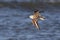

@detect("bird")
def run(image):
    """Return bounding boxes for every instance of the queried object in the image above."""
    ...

[29,10,45,30]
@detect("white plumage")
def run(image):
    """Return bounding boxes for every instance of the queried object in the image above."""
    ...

[29,15,34,19]
[39,18,45,20]
[29,15,45,20]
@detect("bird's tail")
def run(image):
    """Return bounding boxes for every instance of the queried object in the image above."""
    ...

[32,19,40,30]
[34,21,40,30]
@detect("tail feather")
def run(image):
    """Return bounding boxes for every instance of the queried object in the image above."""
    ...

[35,21,40,30]
[32,19,40,30]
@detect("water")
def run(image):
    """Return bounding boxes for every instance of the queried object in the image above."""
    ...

[0,7,60,40]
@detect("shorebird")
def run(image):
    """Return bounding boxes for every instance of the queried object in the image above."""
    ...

[29,10,45,30]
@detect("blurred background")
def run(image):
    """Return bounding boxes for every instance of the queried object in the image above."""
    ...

[0,0,60,40]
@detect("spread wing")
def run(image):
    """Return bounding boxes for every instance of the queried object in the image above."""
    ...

[29,15,34,19]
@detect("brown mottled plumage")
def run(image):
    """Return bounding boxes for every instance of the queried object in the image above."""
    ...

[32,10,40,30]
[29,10,45,30]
